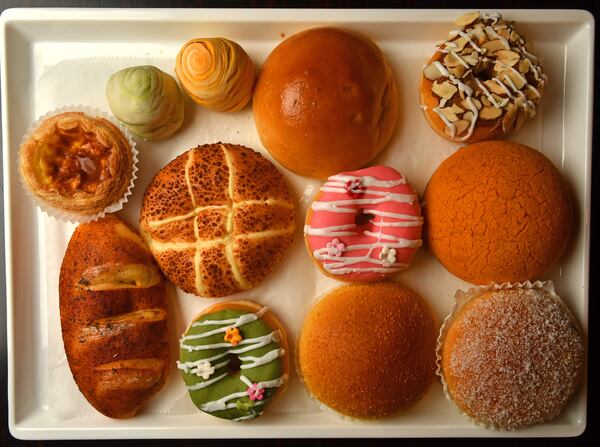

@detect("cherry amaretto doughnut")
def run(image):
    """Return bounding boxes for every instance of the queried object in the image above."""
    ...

[304,166,423,282]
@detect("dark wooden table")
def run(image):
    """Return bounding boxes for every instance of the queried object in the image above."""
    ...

[1,1,597,445]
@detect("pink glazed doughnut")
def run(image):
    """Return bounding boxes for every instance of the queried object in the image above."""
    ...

[304,166,423,282]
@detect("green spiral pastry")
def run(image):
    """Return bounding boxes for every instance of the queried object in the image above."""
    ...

[106,65,185,141]
[178,301,289,422]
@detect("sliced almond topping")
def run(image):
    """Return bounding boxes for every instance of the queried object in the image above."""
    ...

[448,65,466,78]
[439,107,459,122]
[471,26,487,45]
[439,97,448,108]
[524,41,533,53]
[502,102,518,132]
[423,63,443,81]
[481,96,491,107]
[484,80,507,96]
[525,88,539,100]
[452,36,467,52]
[502,70,526,89]
[455,11,480,26]
[514,108,528,131]
[510,30,520,42]
[518,59,530,73]
[432,81,458,100]
[450,103,464,114]
[482,39,505,54]
[444,52,462,68]
[480,106,502,120]
[492,93,506,104]
[471,97,482,109]
[454,119,470,135]
[461,47,474,55]
[462,53,479,66]
[498,28,511,40]
[463,111,474,122]
[497,49,520,66]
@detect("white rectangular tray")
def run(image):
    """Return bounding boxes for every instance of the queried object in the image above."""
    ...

[1,8,593,440]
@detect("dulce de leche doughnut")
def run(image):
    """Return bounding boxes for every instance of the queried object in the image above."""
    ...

[304,166,423,282]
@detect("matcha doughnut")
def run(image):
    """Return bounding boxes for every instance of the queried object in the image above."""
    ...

[178,301,289,421]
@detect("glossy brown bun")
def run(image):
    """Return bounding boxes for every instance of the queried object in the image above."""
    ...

[424,140,572,284]
[253,27,398,179]
[298,283,437,419]
[139,143,295,298]
[439,286,584,429]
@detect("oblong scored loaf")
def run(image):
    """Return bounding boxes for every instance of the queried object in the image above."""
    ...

[59,215,169,418]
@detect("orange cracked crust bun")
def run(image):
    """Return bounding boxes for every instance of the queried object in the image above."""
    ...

[424,140,573,285]
[439,285,584,429]
[298,282,437,419]
[253,27,398,179]
[139,143,295,298]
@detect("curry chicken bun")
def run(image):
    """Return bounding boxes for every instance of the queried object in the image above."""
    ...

[253,27,399,179]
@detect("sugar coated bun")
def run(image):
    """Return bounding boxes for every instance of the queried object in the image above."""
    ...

[298,282,437,419]
[139,143,295,297]
[304,165,423,282]
[439,286,584,429]
[178,300,289,421]
[419,11,546,143]
[424,140,572,284]
[253,27,398,179]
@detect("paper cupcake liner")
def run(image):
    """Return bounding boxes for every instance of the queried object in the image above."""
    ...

[17,105,139,224]
[435,280,579,430]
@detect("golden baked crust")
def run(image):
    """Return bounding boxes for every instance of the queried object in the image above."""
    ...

[59,215,169,418]
[298,283,437,419]
[423,140,573,284]
[139,143,295,298]
[440,288,584,429]
[19,112,133,215]
[253,27,398,179]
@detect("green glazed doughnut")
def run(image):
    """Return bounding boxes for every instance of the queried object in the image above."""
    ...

[178,300,289,421]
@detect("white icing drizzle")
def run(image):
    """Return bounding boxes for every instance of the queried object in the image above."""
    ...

[180,330,279,352]
[231,413,262,422]
[200,374,288,413]
[184,307,268,340]
[426,12,545,139]
[239,348,285,370]
[187,372,228,391]
[328,174,406,187]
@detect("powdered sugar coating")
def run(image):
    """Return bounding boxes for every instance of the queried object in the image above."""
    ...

[441,288,584,430]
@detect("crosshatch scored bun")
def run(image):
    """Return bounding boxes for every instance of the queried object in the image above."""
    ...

[439,286,584,429]
[253,27,398,179]
[298,282,437,419]
[424,140,572,285]
[140,143,295,298]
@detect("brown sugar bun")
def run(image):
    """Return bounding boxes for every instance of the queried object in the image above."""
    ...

[423,140,572,284]
[419,11,546,143]
[139,143,295,298]
[253,27,398,179]
[298,282,437,419]
[439,286,584,429]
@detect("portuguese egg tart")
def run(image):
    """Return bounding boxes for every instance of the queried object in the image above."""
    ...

[19,111,134,216]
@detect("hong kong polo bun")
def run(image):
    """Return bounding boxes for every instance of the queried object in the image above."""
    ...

[253,27,398,179]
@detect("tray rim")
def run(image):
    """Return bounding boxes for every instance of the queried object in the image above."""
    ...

[1,7,594,440]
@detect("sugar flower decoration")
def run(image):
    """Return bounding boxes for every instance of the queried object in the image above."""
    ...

[224,327,243,346]
[191,360,214,379]
[379,245,397,267]
[246,383,265,401]
[326,238,346,257]
[345,178,364,197]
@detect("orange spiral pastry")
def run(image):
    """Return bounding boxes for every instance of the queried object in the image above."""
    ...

[175,37,255,112]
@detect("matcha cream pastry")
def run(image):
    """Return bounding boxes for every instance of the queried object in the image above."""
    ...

[175,37,255,112]
[106,65,185,141]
